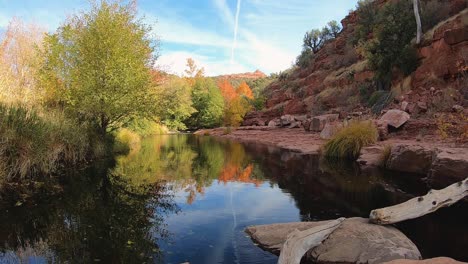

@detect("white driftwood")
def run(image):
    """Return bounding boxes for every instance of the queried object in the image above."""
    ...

[277,217,345,264]
[370,178,468,225]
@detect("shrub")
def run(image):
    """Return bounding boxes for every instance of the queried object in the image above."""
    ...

[296,48,315,68]
[436,113,468,142]
[113,128,141,154]
[361,0,419,86]
[322,121,378,160]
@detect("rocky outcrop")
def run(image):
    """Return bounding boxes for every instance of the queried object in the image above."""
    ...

[428,148,468,188]
[216,69,266,80]
[386,145,434,175]
[384,257,466,264]
[246,217,421,264]
[242,2,466,128]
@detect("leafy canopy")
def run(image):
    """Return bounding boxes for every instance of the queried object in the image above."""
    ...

[40,0,158,134]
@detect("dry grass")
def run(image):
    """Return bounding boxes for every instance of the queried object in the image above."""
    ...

[322,121,378,160]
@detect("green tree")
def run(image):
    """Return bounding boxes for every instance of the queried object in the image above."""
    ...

[361,0,419,87]
[189,78,224,129]
[40,0,157,135]
[327,20,342,38]
[155,77,196,130]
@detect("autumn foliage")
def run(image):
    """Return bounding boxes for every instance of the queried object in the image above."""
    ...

[218,79,253,127]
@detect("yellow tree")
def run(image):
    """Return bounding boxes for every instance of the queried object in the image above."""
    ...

[184,58,205,86]
[0,18,44,104]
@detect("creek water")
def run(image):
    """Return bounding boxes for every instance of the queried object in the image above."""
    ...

[0,135,467,264]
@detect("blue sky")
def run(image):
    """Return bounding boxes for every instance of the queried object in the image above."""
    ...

[0,0,359,76]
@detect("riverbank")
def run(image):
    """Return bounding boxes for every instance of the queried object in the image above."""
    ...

[195,125,468,189]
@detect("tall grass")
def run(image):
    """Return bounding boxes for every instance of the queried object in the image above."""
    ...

[322,121,378,160]
[0,104,92,182]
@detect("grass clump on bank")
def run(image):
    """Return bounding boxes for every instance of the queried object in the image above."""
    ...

[0,104,96,183]
[113,128,142,154]
[322,121,378,160]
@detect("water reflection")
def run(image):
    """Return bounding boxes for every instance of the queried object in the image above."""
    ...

[0,135,467,263]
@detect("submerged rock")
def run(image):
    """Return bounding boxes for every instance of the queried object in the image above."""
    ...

[386,145,434,175]
[380,109,410,129]
[245,217,421,264]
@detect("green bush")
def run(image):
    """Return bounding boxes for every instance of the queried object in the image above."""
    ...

[360,0,420,85]
[296,48,315,68]
[0,104,91,181]
[322,121,378,160]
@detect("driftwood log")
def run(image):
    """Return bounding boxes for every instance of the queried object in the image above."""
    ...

[370,178,468,225]
[277,217,345,264]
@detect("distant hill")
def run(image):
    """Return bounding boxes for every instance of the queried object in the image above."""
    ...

[216,70,267,80]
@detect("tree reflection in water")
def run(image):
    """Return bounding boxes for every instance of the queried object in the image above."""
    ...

[0,158,178,263]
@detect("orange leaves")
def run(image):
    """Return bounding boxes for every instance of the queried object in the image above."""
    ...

[218,79,237,103]
[237,81,253,99]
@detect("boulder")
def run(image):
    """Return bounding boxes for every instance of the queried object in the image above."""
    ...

[311,114,340,132]
[380,110,410,129]
[320,122,343,139]
[288,122,301,129]
[245,221,334,255]
[303,119,312,132]
[294,115,308,122]
[384,257,465,264]
[386,145,434,175]
[307,218,421,263]
[428,148,468,188]
[246,218,421,264]
[268,120,279,127]
[280,115,295,127]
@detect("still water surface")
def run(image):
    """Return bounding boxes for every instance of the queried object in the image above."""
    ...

[1,135,467,263]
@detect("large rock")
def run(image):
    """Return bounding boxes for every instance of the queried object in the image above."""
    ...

[380,110,410,129]
[384,257,465,264]
[428,148,468,188]
[280,115,295,127]
[246,218,421,264]
[386,145,434,175]
[268,119,280,127]
[320,122,343,139]
[245,221,333,255]
[310,114,340,132]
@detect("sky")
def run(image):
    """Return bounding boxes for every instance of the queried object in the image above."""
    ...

[0,0,359,76]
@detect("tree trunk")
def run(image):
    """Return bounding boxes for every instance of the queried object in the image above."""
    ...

[278,218,345,264]
[413,0,422,44]
[370,178,468,225]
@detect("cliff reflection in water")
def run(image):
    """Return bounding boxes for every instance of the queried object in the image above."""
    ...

[0,135,466,263]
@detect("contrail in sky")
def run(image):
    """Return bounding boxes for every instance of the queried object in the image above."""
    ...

[230,0,241,64]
